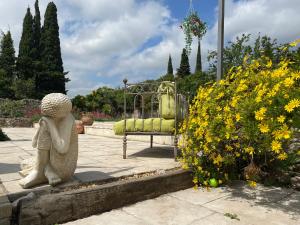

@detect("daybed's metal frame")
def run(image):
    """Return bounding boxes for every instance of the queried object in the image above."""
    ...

[122,78,187,161]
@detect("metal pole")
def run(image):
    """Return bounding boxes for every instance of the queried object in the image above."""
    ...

[217,0,225,81]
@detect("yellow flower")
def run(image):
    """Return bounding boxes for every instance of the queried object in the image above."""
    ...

[182,164,189,170]
[216,92,224,100]
[202,121,208,127]
[213,154,223,165]
[248,180,257,188]
[225,145,233,151]
[290,38,300,47]
[230,97,239,107]
[277,115,285,123]
[255,107,267,121]
[282,130,291,139]
[216,114,222,120]
[225,132,230,139]
[278,152,288,160]
[271,140,282,153]
[236,113,241,122]
[237,83,248,92]
[244,146,254,155]
[216,106,222,111]
[284,94,289,99]
[258,123,269,133]
[266,60,272,68]
[284,99,300,112]
[193,177,198,184]
[283,78,294,87]
[225,118,234,129]
[223,105,230,112]
[272,130,283,140]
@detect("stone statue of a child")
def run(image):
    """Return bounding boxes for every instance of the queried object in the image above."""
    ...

[19,93,78,188]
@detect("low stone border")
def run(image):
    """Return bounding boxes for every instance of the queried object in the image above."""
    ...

[11,169,192,225]
[0,118,32,128]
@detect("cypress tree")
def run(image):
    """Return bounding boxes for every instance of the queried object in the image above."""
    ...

[167,54,173,75]
[195,41,202,73]
[177,48,190,78]
[40,2,67,94]
[0,31,15,98]
[15,8,36,99]
[16,7,34,80]
[32,0,41,60]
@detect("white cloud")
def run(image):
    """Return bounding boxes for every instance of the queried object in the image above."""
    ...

[1,0,300,97]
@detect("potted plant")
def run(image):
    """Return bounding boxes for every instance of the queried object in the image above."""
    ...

[180,11,207,55]
[80,112,94,126]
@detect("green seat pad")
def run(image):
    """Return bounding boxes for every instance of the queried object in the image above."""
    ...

[135,119,144,131]
[113,118,175,135]
[161,119,175,133]
[144,118,153,132]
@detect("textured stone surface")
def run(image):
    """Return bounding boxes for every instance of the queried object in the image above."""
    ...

[18,169,192,225]
[0,183,12,224]
[0,118,32,127]
[0,128,179,197]
[63,184,300,225]
[19,93,78,189]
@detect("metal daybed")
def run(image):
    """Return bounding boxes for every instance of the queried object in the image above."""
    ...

[113,79,187,160]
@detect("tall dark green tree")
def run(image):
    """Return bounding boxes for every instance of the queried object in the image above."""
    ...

[195,41,202,73]
[17,8,34,80]
[167,54,173,75]
[15,8,36,99]
[39,2,68,95]
[177,48,190,78]
[32,0,41,60]
[0,31,16,98]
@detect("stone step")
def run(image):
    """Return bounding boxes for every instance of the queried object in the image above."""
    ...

[84,122,175,145]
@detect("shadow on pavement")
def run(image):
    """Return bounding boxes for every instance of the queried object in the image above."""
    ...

[0,163,20,174]
[226,181,300,218]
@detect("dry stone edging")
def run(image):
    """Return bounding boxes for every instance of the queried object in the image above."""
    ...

[0,182,13,225]
[10,169,192,225]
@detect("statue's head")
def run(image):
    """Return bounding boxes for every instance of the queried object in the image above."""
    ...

[41,93,72,119]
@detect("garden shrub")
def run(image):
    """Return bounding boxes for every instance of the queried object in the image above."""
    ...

[0,128,9,141]
[180,40,300,187]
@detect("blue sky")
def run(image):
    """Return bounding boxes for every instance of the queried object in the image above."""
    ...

[0,0,300,97]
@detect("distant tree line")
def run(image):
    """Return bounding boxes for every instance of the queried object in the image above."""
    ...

[0,0,68,99]
[72,34,300,117]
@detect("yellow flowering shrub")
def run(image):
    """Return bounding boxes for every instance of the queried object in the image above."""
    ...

[180,41,300,187]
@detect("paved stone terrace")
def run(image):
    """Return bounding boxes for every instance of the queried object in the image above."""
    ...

[63,183,300,225]
[0,128,179,197]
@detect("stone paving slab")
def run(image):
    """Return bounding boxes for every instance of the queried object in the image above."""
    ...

[63,184,300,225]
[0,128,179,197]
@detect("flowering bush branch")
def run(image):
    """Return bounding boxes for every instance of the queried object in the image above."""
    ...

[180,39,300,188]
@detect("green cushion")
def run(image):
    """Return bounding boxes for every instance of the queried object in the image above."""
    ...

[152,118,162,132]
[158,82,175,119]
[161,119,175,133]
[113,118,175,135]
[144,118,153,132]
[113,120,125,135]
[125,118,135,132]
[160,94,175,119]
[135,119,144,131]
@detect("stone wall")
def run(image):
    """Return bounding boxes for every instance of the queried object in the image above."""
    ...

[0,118,33,127]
